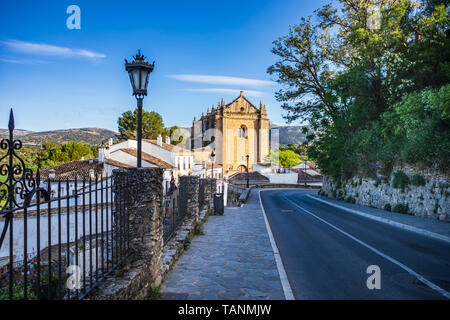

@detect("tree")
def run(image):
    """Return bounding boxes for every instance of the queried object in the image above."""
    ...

[117,108,165,141]
[265,149,302,168]
[268,0,450,180]
[117,109,185,145]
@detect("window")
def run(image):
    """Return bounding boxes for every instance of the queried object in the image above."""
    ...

[239,126,246,138]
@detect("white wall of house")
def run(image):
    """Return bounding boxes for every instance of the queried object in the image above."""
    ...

[110,149,157,168]
[263,172,298,184]
[142,141,174,165]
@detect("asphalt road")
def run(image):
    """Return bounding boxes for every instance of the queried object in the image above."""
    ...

[260,189,450,300]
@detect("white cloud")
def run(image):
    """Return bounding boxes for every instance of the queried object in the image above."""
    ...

[167,74,274,87]
[1,40,106,59]
[0,57,51,64]
[184,88,263,97]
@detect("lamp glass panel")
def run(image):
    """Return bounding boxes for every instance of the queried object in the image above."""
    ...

[132,69,140,91]
[140,69,149,90]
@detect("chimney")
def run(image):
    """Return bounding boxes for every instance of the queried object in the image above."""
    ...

[157,134,163,146]
[165,135,171,145]
[98,147,104,162]
[240,90,244,97]
[49,169,56,179]
[109,138,113,147]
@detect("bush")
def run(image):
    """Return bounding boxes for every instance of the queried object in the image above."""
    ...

[183,237,191,250]
[146,286,162,300]
[410,174,426,186]
[392,203,409,214]
[345,196,356,204]
[384,203,391,211]
[392,171,409,190]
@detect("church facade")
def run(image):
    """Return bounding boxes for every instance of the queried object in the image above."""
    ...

[190,91,269,176]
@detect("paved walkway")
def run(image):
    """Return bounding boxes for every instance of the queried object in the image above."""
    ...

[161,191,285,300]
[309,194,450,240]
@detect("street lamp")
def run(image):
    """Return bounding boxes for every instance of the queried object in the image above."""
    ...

[209,149,216,178]
[246,154,249,188]
[210,149,216,195]
[125,49,155,167]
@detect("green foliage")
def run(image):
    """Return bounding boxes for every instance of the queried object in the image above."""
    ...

[268,0,450,180]
[0,279,36,300]
[264,149,302,168]
[146,286,162,300]
[392,203,409,214]
[345,196,356,204]
[117,108,184,145]
[384,203,392,211]
[410,174,426,186]
[194,222,205,236]
[183,237,191,250]
[392,170,410,189]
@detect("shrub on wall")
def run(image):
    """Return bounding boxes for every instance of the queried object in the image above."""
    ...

[392,203,409,214]
[384,203,391,211]
[392,171,410,190]
[410,174,426,186]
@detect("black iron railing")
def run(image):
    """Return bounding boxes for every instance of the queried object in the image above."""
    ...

[0,110,131,300]
[162,185,187,244]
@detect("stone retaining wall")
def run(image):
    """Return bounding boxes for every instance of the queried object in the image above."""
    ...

[321,166,449,221]
[88,172,216,300]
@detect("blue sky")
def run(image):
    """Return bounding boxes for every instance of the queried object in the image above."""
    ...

[0,0,329,132]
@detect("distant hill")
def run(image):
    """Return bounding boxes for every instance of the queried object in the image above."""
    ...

[0,128,34,137]
[0,128,118,146]
[270,124,308,145]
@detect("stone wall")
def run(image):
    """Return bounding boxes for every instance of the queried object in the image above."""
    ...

[199,178,216,209]
[88,167,164,300]
[88,172,217,299]
[320,165,449,221]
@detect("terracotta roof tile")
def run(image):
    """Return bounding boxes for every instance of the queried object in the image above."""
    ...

[228,171,269,182]
[37,160,104,181]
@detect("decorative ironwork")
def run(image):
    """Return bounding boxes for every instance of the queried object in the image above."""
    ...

[0,109,49,248]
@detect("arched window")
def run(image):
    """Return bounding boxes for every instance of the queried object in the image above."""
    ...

[239,125,246,138]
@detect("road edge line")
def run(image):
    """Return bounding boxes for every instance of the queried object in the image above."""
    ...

[258,190,295,300]
[307,195,450,244]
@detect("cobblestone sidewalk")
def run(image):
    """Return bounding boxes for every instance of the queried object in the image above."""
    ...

[161,191,285,300]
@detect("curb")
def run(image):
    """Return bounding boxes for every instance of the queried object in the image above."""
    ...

[306,195,450,244]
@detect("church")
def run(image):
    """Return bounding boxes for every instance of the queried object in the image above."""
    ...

[190,91,269,176]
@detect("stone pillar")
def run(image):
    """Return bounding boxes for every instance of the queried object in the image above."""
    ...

[97,167,164,299]
[179,175,199,221]
[201,178,217,209]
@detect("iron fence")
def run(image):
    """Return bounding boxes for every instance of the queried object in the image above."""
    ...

[0,110,131,300]
[162,185,187,244]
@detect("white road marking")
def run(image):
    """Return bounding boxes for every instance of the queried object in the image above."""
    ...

[306,194,450,244]
[258,190,295,300]
[284,196,450,299]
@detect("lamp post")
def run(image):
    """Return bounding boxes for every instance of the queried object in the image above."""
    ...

[125,50,155,167]
[246,154,249,188]
[210,149,216,195]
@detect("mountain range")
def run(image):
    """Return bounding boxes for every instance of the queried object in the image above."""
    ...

[0,128,118,146]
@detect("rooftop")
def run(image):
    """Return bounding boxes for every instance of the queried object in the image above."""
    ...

[37,160,104,181]
[119,148,175,169]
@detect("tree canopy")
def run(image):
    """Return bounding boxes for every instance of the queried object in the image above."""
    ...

[268,0,449,181]
[117,108,184,145]
[265,149,302,168]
